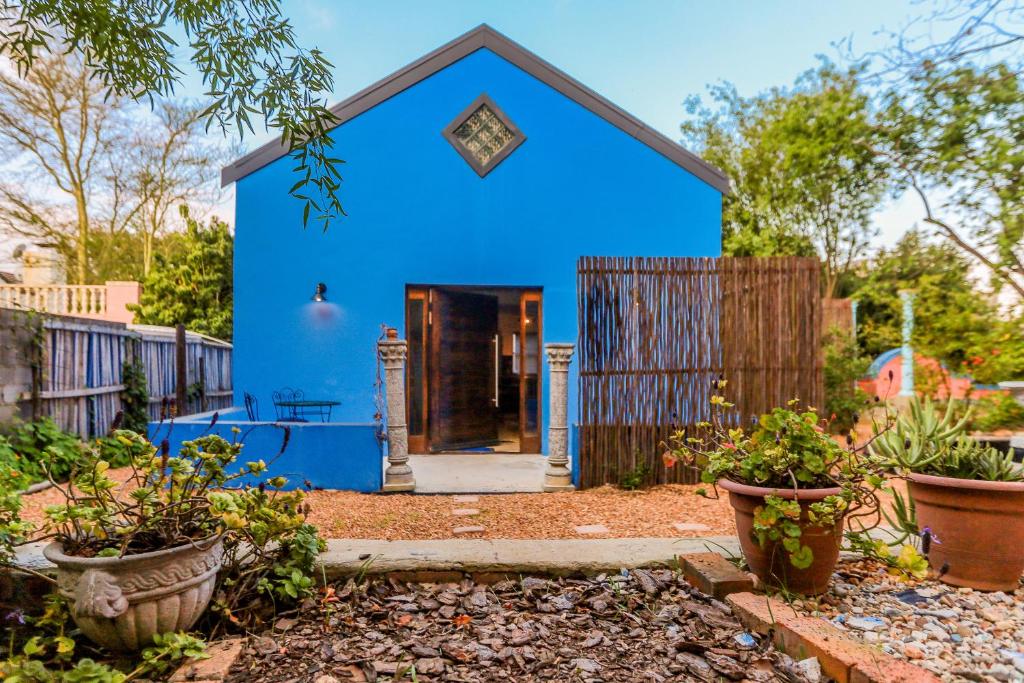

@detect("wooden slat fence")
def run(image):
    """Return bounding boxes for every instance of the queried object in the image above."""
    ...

[133,325,233,419]
[822,297,855,338]
[0,312,232,437]
[576,256,822,488]
[37,318,136,437]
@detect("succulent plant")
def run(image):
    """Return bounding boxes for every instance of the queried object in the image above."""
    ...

[869,397,971,470]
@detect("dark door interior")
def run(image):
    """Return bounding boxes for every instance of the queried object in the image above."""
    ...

[429,288,499,451]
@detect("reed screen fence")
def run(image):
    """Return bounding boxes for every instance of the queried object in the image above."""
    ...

[576,256,822,488]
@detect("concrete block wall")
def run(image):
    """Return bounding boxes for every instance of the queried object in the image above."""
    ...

[0,308,36,424]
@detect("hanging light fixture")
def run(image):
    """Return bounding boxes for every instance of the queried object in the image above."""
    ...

[311,282,327,302]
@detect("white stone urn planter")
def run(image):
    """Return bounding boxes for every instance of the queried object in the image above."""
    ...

[43,536,223,651]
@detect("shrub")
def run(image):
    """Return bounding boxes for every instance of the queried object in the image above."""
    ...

[664,387,887,568]
[965,391,1024,433]
[823,328,870,433]
[2,418,83,484]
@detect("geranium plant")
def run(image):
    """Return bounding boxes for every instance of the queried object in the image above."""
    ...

[664,387,887,570]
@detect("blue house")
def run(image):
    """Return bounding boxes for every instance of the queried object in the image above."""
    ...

[205,25,726,490]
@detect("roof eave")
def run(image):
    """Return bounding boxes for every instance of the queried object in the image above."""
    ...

[220,24,731,194]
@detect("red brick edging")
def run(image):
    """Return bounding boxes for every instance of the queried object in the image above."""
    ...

[169,638,244,683]
[726,593,941,683]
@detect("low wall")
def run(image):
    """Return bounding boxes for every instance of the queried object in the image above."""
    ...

[150,410,382,492]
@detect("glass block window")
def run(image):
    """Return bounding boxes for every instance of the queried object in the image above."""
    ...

[443,94,525,176]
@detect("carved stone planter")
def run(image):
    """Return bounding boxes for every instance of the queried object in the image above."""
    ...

[44,537,223,651]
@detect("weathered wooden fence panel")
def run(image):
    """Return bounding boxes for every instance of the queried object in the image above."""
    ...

[0,311,232,437]
[822,297,855,337]
[576,256,822,488]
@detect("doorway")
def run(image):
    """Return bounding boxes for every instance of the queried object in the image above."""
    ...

[405,285,542,454]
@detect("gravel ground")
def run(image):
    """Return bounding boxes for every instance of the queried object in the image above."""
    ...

[225,570,817,682]
[790,558,1024,682]
[18,469,737,539]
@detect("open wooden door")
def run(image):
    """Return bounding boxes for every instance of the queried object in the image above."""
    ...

[429,288,500,451]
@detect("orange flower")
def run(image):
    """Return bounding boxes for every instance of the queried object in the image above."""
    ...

[662,451,676,468]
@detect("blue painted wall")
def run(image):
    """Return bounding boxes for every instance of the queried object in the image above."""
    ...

[151,411,382,492]
[233,46,721,482]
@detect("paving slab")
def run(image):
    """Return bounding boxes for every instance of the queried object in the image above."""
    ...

[674,522,711,532]
[451,508,480,517]
[403,453,546,493]
[574,524,610,535]
[318,537,741,578]
[452,525,485,535]
[452,495,480,503]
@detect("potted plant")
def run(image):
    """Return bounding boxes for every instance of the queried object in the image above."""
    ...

[665,389,884,595]
[871,397,1024,591]
[35,426,315,651]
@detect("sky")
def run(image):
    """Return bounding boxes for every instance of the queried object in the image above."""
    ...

[197,0,926,243]
[2,1,932,271]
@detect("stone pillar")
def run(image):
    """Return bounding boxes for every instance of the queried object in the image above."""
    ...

[544,343,575,492]
[899,290,915,397]
[378,339,415,491]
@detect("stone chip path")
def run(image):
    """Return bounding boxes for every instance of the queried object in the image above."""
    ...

[791,558,1024,682]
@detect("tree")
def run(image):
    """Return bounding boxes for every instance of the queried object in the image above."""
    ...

[116,101,235,276]
[850,230,998,366]
[130,207,233,340]
[1,0,344,231]
[876,63,1024,299]
[681,64,890,297]
[0,51,121,283]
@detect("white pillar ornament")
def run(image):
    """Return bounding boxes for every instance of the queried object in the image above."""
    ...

[544,342,575,492]
[378,339,415,491]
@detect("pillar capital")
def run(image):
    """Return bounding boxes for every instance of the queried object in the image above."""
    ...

[544,342,575,368]
[377,339,408,368]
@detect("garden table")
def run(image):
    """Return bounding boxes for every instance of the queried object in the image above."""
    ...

[273,399,340,423]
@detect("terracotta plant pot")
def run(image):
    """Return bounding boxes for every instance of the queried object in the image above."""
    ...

[907,472,1024,592]
[44,537,224,651]
[719,479,845,595]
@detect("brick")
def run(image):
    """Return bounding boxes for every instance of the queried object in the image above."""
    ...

[851,658,942,683]
[678,552,754,599]
[169,638,244,682]
[726,593,940,683]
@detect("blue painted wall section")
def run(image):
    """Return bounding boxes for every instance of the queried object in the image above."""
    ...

[150,411,382,492]
[232,46,722,488]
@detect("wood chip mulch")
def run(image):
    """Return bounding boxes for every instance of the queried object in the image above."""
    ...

[18,470,737,540]
[225,571,803,682]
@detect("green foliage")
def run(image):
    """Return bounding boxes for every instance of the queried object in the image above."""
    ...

[878,63,1024,299]
[1,0,345,231]
[130,207,233,340]
[823,329,871,433]
[681,62,889,296]
[963,392,1024,433]
[1,418,84,484]
[871,396,1023,481]
[665,388,886,571]
[1,593,207,681]
[119,355,150,435]
[617,461,649,490]
[850,231,996,361]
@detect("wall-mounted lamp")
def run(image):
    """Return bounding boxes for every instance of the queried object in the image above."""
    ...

[311,282,328,302]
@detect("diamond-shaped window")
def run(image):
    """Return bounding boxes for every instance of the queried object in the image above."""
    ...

[443,94,525,176]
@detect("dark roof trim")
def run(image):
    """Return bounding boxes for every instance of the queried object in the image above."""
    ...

[220,24,731,193]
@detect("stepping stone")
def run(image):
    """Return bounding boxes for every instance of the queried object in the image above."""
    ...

[452,508,480,517]
[574,524,610,535]
[674,522,711,532]
[453,495,479,503]
[453,525,485,535]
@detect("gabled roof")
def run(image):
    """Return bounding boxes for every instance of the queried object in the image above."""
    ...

[220,24,730,193]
